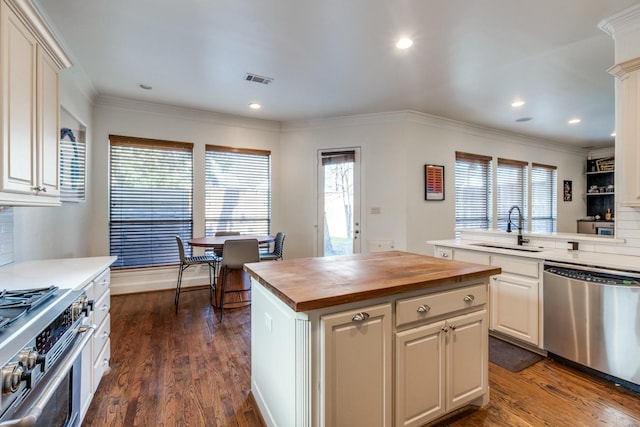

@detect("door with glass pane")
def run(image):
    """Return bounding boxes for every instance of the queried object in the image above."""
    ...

[317,149,361,256]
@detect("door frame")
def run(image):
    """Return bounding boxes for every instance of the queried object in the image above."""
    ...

[315,147,362,257]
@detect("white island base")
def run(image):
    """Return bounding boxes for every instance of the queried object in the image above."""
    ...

[250,277,490,427]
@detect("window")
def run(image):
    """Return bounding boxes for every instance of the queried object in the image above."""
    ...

[531,163,557,232]
[497,158,528,231]
[59,108,86,202]
[205,145,271,235]
[109,135,193,269]
[455,152,492,235]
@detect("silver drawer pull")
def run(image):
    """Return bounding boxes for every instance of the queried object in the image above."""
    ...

[416,304,431,314]
[352,312,370,322]
[463,295,475,302]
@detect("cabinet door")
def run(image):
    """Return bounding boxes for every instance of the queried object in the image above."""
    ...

[446,309,487,410]
[1,2,37,194]
[491,274,539,345]
[395,320,446,427]
[36,46,59,197]
[321,303,392,427]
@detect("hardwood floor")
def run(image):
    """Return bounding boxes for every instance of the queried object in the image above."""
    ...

[83,290,640,427]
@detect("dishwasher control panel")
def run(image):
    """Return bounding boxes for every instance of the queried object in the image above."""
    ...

[544,264,640,286]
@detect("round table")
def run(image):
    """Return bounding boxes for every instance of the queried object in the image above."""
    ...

[188,234,274,308]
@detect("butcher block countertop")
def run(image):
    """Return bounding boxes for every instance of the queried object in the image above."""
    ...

[244,251,501,312]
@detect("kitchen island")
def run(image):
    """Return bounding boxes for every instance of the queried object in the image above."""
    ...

[244,251,500,427]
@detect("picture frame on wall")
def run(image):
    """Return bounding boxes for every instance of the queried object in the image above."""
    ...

[563,180,572,201]
[425,164,445,201]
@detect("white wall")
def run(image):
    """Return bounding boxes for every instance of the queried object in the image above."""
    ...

[12,70,95,262]
[281,111,587,259]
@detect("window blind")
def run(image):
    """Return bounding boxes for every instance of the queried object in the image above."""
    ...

[455,152,492,236]
[497,158,528,231]
[205,145,271,236]
[59,128,86,202]
[109,135,194,269]
[531,163,557,233]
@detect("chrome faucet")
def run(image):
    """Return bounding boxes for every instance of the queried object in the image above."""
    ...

[507,205,529,245]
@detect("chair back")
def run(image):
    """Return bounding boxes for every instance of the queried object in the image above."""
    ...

[220,239,260,269]
[273,232,286,257]
[215,231,240,236]
[175,236,187,262]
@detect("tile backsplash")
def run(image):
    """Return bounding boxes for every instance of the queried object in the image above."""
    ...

[0,207,13,266]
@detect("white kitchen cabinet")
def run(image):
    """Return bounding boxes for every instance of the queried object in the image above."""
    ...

[395,287,487,427]
[78,267,112,422]
[0,0,69,206]
[490,255,540,346]
[320,303,392,427]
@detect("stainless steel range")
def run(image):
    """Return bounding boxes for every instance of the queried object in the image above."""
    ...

[0,286,93,427]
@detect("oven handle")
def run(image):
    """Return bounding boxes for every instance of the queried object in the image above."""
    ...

[0,325,95,427]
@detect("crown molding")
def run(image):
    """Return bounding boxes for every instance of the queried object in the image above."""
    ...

[598,3,640,38]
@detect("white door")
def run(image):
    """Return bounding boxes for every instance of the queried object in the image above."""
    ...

[317,148,361,256]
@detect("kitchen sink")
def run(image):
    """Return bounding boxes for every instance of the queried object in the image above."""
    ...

[471,242,544,252]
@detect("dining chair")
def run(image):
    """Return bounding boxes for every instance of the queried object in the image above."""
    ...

[218,238,260,321]
[260,231,286,261]
[174,236,218,313]
[213,231,240,259]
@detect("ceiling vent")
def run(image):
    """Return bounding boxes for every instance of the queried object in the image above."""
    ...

[245,73,273,85]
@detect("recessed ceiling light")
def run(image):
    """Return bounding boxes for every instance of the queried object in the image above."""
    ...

[511,100,525,107]
[138,83,152,90]
[396,38,413,49]
[248,103,261,110]
[568,118,581,124]
[611,131,616,137]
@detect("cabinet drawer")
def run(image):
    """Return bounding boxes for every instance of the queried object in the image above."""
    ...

[92,340,110,394]
[93,289,110,328]
[92,269,110,300]
[93,313,110,361]
[491,255,539,278]
[396,284,486,328]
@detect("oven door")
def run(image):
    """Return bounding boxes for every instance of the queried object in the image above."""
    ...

[0,327,94,427]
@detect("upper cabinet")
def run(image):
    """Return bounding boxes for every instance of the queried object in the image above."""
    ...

[0,0,70,206]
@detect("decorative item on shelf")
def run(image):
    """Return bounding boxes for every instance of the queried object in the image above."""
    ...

[596,157,614,171]
[605,208,612,221]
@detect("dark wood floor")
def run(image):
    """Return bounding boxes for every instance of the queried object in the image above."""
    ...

[83,289,640,427]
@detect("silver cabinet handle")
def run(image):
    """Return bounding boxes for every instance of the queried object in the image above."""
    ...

[416,304,430,313]
[450,324,457,330]
[463,295,475,302]
[352,312,370,322]
[441,252,449,258]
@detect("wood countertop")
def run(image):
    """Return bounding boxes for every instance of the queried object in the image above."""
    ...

[244,251,501,312]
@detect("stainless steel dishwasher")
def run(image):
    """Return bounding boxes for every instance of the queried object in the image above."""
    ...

[544,261,640,389]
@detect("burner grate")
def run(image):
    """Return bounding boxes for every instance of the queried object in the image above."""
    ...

[0,286,58,328]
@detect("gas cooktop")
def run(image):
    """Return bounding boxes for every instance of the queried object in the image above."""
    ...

[0,286,58,328]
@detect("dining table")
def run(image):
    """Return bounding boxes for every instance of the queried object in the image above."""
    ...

[188,234,275,309]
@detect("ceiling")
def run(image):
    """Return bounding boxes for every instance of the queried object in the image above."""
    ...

[34,0,640,148]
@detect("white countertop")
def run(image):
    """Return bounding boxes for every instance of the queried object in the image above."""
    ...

[0,256,117,291]
[429,239,640,273]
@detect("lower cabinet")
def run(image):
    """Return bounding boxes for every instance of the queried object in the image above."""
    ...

[79,267,111,421]
[395,309,487,427]
[320,303,392,427]
[490,255,540,346]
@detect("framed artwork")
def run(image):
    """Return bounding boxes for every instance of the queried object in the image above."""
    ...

[425,164,445,201]
[563,180,572,201]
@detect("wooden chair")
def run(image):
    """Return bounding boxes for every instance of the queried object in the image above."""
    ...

[260,231,286,261]
[218,238,259,321]
[174,236,217,313]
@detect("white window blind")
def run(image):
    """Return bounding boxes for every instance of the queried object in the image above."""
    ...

[59,127,86,202]
[205,145,271,236]
[455,152,492,235]
[531,163,557,233]
[497,158,528,231]
[109,135,194,269]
